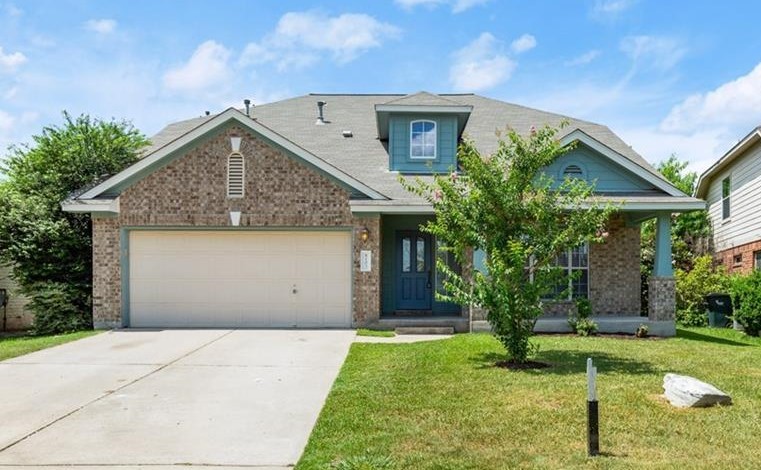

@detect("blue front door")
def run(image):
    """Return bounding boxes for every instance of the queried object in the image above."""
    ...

[396,231,432,310]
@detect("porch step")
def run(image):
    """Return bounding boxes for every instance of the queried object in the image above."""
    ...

[395,326,455,335]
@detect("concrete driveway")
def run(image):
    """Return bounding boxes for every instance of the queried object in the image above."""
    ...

[0,329,355,469]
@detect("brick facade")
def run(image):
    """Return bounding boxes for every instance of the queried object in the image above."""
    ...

[716,239,761,275]
[648,277,676,321]
[91,125,381,328]
[470,214,642,321]
[589,214,641,316]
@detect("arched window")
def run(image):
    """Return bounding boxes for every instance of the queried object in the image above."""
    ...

[227,153,244,197]
[410,120,437,159]
[562,164,585,179]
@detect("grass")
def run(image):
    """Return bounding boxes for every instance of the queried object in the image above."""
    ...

[298,327,761,469]
[356,328,396,338]
[0,330,99,361]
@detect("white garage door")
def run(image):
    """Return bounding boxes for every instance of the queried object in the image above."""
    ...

[128,230,352,328]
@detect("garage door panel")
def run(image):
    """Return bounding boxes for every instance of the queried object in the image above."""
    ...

[129,231,351,328]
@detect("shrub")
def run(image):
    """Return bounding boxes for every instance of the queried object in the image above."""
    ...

[574,318,599,336]
[635,324,649,338]
[675,256,730,327]
[25,282,92,335]
[731,271,761,337]
[569,298,597,336]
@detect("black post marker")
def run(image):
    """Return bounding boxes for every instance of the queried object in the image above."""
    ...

[586,357,600,457]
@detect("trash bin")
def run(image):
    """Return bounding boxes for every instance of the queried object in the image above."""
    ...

[705,293,732,328]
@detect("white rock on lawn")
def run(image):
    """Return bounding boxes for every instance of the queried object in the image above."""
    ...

[663,373,732,408]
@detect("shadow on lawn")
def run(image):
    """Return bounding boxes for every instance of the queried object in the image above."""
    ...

[677,328,751,347]
[471,349,658,375]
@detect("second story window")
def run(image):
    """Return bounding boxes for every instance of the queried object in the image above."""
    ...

[410,120,436,159]
[722,176,731,220]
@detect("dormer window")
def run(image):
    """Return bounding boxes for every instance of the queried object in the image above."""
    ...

[410,120,437,159]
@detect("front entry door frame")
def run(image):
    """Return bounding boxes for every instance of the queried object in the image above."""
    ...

[395,230,433,311]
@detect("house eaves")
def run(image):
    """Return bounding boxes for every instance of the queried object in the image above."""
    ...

[695,126,761,199]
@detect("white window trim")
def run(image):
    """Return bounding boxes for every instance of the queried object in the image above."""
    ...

[409,120,437,160]
[529,243,590,301]
[721,176,731,220]
[227,152,245,198]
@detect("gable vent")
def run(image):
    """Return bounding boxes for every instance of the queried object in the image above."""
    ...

[563,164,584,178]
[227,153,245,198]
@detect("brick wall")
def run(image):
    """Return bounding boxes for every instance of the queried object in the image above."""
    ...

[588,214,641,316]
[471,213,642,320]
[716,239,761,275]
[0,264,33,330]
[92,125,381,328]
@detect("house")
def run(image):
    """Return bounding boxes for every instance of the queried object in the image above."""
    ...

[62,92,704,335]
[0,264,33,330]
[696,126,761,273]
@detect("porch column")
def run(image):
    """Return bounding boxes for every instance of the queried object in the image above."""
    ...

[648,212,676,324]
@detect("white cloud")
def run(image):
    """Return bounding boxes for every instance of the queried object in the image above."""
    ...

[85,19,117,34]
[565,50,601,66]
[163,40,232,93]
[451,0,490,13]
[240,11,400,70]
[510,34,536,54]
[449,32,515,91]
[591,0,637,18]
[3,86,18,100]
[4,3,22,18]
[0,110,15,132]
[661,62,761,134]
[395,0,488,13]
[620,35,686,70]
[617,126,728,174]
[0,46,26,72]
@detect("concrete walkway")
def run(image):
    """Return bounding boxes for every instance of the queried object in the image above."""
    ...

[0,329,355,468]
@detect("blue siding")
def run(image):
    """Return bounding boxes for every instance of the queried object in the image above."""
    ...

[544,144,658,192]
[389,114,458,173]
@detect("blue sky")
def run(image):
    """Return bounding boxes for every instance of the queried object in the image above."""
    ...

[1,0,761,173]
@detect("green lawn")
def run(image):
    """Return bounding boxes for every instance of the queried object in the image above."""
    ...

[356,328,396,338]
[0,330,99,361]
[299,328,761,469]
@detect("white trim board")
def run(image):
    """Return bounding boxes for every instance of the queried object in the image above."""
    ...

[559,129,686,197]
[695,127,761,198]
[77,108,387,201]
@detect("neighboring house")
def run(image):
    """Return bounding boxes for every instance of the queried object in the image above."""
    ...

[62,92,703,335]
[696,126,761,274]
[0,264,33,330]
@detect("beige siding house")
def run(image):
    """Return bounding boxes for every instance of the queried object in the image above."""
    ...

[696,126,761,273]
[0,265,33,330]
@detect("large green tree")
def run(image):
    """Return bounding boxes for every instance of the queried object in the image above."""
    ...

[404,126,613,364]
[0,112,147,333]
[640,154,711,317]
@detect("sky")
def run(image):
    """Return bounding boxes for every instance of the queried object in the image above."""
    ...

[1,0,761,175]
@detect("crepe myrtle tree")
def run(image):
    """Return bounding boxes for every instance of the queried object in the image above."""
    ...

[403,125,615,364]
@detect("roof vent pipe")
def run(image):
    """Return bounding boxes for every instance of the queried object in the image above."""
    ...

[244,99,251,117]
[316,101,327,125]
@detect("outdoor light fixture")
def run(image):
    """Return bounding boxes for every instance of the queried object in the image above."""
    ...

[360,227,370,242]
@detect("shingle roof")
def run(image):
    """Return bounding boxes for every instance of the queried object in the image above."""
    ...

[141,93,677,201]
[382,91,470,107]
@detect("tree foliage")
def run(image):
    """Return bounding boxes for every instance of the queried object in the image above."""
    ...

[0,112,148,333]
[403,125,613,363]
[640,154,712,315]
